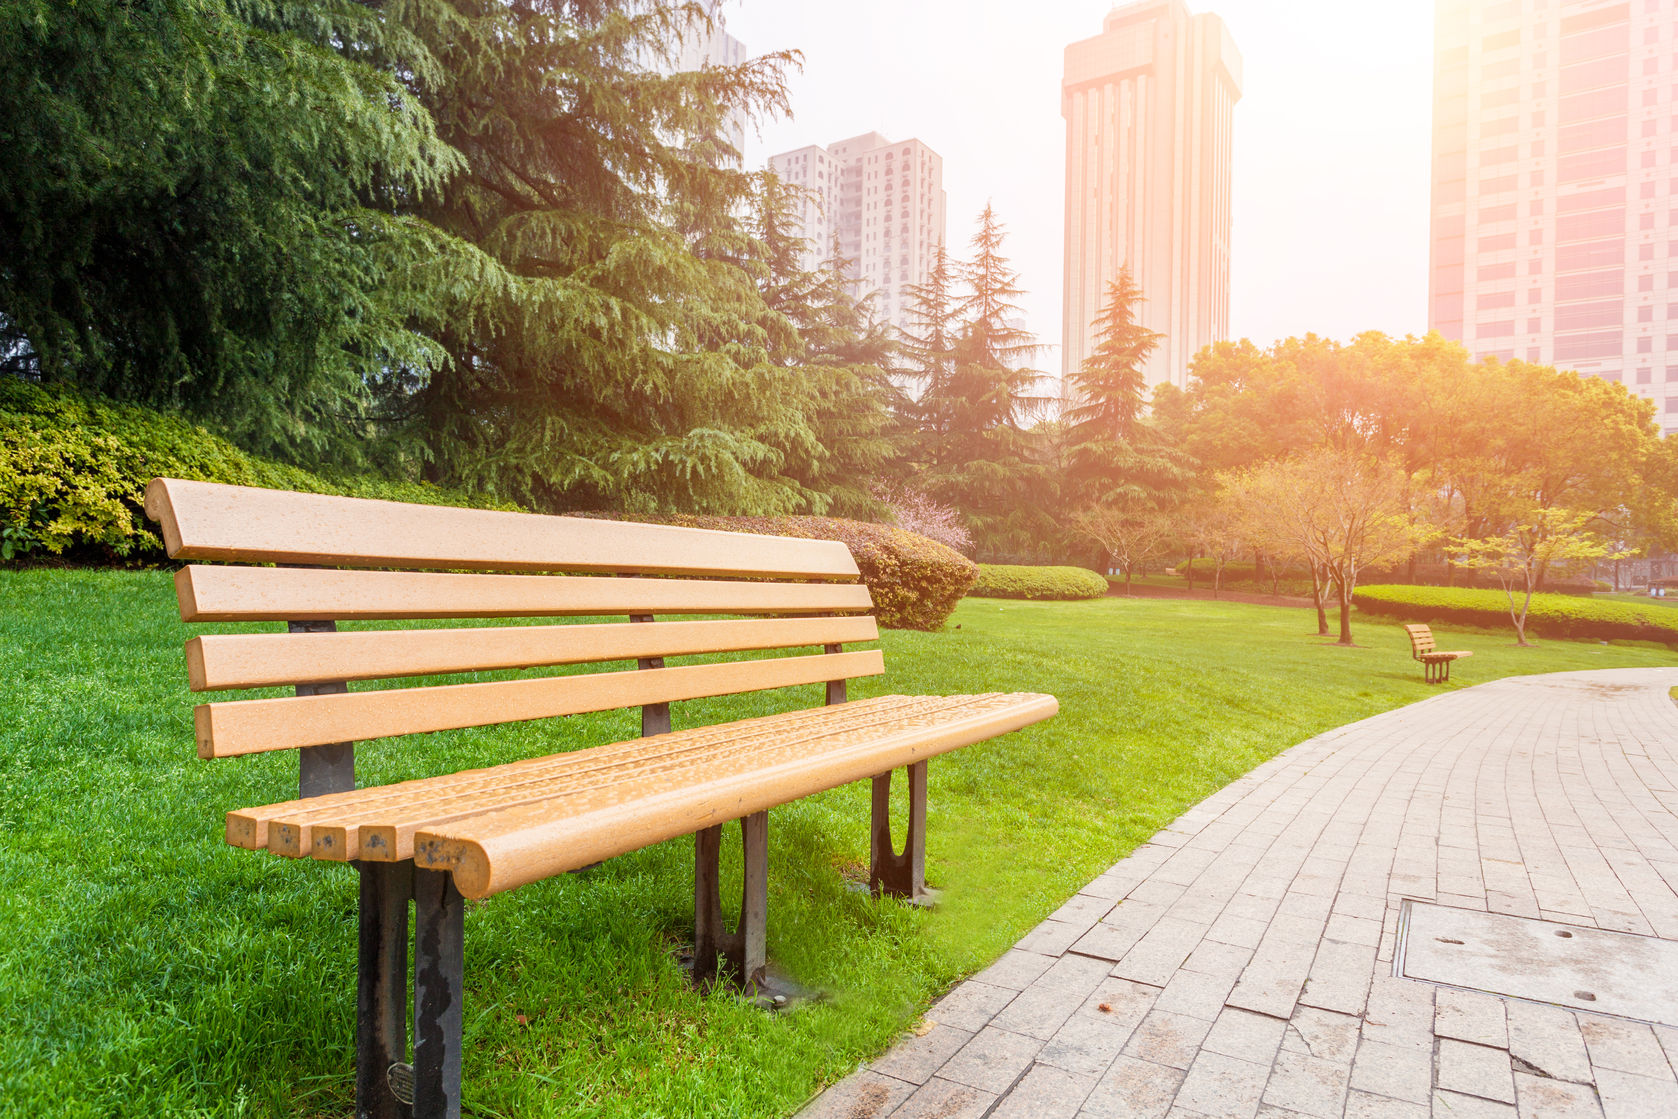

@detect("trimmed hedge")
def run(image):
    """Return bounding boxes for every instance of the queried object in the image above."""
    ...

[1353,584,1678,647]
[0,378,499,562]
[626,514,975,632]
[969,564,1109,602]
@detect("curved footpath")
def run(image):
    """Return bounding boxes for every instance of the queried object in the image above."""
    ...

[802,669,1678,1119]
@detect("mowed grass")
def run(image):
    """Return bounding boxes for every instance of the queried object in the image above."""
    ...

[2,570,1672,1119]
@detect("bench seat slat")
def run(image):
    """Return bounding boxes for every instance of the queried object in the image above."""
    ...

[195,650,885,757]
[225,693,1058,888]
[237,695,978,857]
[189,616,881,691]
[174,566,873,623]
[146,478,860,579]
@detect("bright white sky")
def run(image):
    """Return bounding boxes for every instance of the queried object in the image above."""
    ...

[725,1,1436,373]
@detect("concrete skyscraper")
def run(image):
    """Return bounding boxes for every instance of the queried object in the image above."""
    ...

[668,5,748,164]
[1429,0,1678,426]
[768,133,948,334]
[1062,1,1243,390]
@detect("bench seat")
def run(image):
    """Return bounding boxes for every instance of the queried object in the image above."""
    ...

[231,692,1055,896]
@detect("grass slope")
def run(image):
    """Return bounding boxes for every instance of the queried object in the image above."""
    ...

[1,570,1671,1117]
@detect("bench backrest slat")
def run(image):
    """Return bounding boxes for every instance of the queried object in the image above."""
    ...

[194,650,885,757]
[1403,624,1436,656]
[173,566,873,623]
[187,616,881,691]
[146,479,859,580]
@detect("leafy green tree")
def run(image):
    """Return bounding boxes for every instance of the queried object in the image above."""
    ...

[0,0,466,463]
[398,0,829,515]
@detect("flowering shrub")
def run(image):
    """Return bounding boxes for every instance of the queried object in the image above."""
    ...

[871,481,973,555]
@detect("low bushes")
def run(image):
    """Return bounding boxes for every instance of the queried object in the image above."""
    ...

[969,564,1109,602]
[0,378,497,562]
[1353,585,1678,647]
[647,515,976,632]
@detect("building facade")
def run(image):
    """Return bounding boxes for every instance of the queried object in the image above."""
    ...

[670,6,748,164]
[1429,0,1678,429]
[768,133,948,334]
[1061,1,1243,391]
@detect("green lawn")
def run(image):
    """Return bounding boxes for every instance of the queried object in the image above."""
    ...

[2,570,1672,1118]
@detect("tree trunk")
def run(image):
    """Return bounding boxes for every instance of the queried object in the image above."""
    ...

[1125,567,1134,595]
[1309,565,1330,636]
[1334,575,1354,646]
[1515,584,1534,647]
[1184,554,1196,593]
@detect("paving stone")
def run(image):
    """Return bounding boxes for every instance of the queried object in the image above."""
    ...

[1201,1007,1288,1065]
[1261,1046,1351,1118]
[1505,999,1593,1084]
[1297,939,1375,1015]
[893,1075,997,1119]
[1121,1009,1212,1070]
[995,978,1102,1041]
[1342,1090,1430,1118]
[796,1069,915,1119]
[926,981,1018,1034]
[1347,1037,1432,1104]
[1039,1010,1143,1078]
[1361,976,1436,1051]
[1435,987,1510,1049]
[1022,919,1098,957]
[1281,1007,1361,1065]
[1171,1050,1268,1118]
[1429,1088,1517,1117]
[870,1023,972,1086]
[1436,1038,1517,1105]
[1150,966,1237,1022]
[1577,1017,1673,1078]
[938,1026,1044,1094]
[1512,1072,1605,1119]
[974,949,1058,992]
[1078,1054,1184,1119]
[1594,1067,1678,1118]
[989,1064,1096,1119]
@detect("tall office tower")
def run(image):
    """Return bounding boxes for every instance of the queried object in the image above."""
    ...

[1062,1,1243,391]
[1430,0,1678,428]
[670,6,748,163]
[767,133,948,333]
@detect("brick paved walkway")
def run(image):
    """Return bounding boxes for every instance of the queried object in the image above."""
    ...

[802,668,1678,1119]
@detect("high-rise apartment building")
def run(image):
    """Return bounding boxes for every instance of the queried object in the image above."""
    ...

[669,6,748,164]
[1062,1,1243,391]
[768,133,948,333]
[1430,0,1678,426]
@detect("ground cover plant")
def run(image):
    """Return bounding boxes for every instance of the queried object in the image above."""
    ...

[2,571,1672,1118]
[1353,584,1678,646]
[969,564,1109,600]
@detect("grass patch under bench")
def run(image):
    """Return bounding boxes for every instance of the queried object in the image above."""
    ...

[2,571,1672,1117]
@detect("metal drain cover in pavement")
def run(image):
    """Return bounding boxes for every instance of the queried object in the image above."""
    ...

[1396,900,1678,1026]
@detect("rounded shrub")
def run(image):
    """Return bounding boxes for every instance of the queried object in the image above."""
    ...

[0,378,498,563]
[650,515,976,632]
[1353,584,1678,647]
[968,564,1109,602]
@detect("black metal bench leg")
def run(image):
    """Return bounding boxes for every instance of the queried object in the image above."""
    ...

[870,760,933,904]
[356,860,413,1119]
[693,811,768,988]
[413,868,465,1119]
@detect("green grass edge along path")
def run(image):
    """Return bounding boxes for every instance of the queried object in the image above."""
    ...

[3,571,1673,1118]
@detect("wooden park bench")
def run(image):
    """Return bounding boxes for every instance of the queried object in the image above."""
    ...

[1402,623,1473,683]
[146,478,1058,1119]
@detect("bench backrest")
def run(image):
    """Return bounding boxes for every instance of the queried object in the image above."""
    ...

[147,479,882,769]
[1402,624,1436,658]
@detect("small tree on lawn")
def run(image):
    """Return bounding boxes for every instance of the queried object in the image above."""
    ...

[1178,499,1243,599]
[1449,508,1617,646]
[1073,501,1171,595]
[1224,467,1330,633]
[871,481,974,555]
[1232,450,1426,645]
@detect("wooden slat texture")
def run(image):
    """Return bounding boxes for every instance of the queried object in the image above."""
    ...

[419,691,1059,897]
[223,694,1058,868]
[195,650,885,757]
[235,694,966,857]
[145,478,859,579]
[174,565,874,623]
[188,616,881,691]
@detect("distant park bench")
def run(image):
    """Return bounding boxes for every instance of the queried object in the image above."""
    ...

[1403,623,1473,683]
[145,478,1057,1119]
